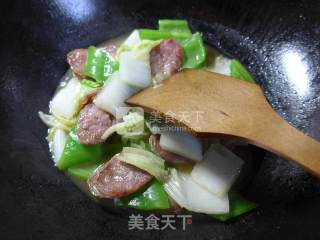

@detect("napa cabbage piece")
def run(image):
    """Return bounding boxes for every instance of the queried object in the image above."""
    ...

[159,131,203,162]
[117,147,168,182]
[101,111,145,140]
[93,72,138,116]
[191,144,244,197]
[115,179,170,210]
[206,55,232,76]
[50,77,81,119]
[49,128,68,164]
[119,51,152,89]
[38,111,76,132]
[164,168,229,214]
[116,39,161,61]
[210,192,256,221]
[121,30,141,48]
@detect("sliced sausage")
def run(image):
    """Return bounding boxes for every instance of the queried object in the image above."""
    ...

[66,48,87,79]
[76,103,114,145]
[149,134,193,164]
[150,39,184,82]
[66,45,117,79]
[88,156,152,198]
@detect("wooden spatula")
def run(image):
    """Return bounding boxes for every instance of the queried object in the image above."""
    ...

[127,69,320,177]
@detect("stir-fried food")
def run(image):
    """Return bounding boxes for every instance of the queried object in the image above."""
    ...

[39,19,257,221]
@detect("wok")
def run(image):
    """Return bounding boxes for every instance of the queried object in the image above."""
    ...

[0,0,319,239]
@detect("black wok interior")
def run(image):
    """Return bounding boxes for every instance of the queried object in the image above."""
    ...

[1,0,320,239]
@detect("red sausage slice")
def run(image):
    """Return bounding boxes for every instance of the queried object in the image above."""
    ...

[150,39,184,82]
[66,48,87,79]
[87,156,152,198]
[76,103,114,145]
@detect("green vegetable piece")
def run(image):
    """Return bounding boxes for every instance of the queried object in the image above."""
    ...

[210,192,256,221]
[230,59,255,83]
[115,179,170,210]
[81,79,101,88]
[139,19,191,42]
[79,80,100,100]
[84,46,119,84]
[139,29,173,41]
[182,32,206,69]
[67,162,101,180]
[58,131,123,170]
[58,131,106,170]
[159,19,192,37]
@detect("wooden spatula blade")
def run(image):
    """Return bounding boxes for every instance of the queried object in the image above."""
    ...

[127,69,320,177]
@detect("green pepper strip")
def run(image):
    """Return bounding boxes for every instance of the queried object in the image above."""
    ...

[182,32,206,69]
[210,192,257,221]
[138,29,190,41]
[84,46,119,84]
[115,179,170,211]
[67,162,102,180]
[230,59,255,83]
[159,19,192,37]
[58,131,124,170]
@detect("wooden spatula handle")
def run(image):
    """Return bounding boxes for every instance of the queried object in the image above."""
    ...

[248,108,320,177]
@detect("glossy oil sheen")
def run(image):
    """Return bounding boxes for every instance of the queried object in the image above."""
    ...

[0,0,320,240]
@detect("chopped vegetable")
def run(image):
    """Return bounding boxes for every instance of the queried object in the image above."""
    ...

[58,131,106,170]
[139,20,192,42]
[210,192,256,221]
[206,55,231,76]
[139,29,175,41]
[101,111,145,140]
[159,131,203,162]
[115,179,170,210]
[58,135,104,170]
[38,111,76,132]
[117,39,161,61]
[84,46,119,84]
[49,128,68,164]
[164,168,229,214]
[124,137,152,152]
[81,79,101,88]
[50,77,81,119]
[119,51,151,89]
[159,19,192,37]
[67,162,102,180]
[191,144,244,197]
[182,32,206,69]
[77,79,100,103]
[117,147,168,182]
[93,72,138,116]
[230,59,255,83]
[122,30,141,48]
